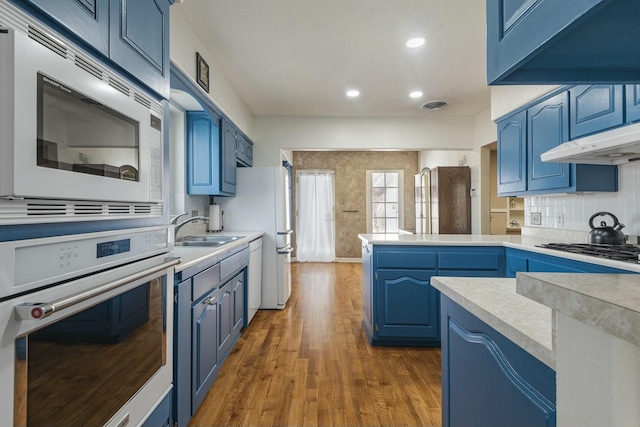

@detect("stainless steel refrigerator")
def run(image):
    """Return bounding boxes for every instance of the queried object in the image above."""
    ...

[415,166,471,234]
[218,166,293,309]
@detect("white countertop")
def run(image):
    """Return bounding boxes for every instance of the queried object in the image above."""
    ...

[431,276,555,368]
[171,231,263,273]
[358,233,640,273]
[518,273,640,349]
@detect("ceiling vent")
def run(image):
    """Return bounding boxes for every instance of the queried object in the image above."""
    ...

[421,101,448,111]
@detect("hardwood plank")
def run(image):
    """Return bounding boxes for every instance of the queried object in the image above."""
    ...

[189,262,442,427]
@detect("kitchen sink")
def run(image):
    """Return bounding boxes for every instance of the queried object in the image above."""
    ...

[175,235,244,247]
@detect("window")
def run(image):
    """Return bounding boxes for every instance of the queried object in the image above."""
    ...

[366,170,404,233]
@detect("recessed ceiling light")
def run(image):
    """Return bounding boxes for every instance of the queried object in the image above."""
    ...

[346,90,360,98]
[409,91,423,98]
[406,37,425,48]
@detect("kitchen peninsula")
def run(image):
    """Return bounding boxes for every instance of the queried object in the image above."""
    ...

[359,233,640,427]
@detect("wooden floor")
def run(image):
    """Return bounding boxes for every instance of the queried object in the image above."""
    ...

[189,262,442,427]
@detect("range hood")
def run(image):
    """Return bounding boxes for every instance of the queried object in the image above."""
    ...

[541,122,640,165]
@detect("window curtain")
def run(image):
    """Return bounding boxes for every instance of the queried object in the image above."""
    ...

[296,171,335,262]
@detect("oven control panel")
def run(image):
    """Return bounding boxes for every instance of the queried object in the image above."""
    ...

[0,226,170,298]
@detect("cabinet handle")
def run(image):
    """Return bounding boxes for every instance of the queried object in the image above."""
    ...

[203,296,216,305]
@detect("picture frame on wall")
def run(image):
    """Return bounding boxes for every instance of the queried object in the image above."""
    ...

[196,52,210,93]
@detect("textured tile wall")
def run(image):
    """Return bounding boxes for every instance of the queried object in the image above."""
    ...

[293,151,419,259]
[524,162,640,240]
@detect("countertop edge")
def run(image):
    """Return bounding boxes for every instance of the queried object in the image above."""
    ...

[431,276,555,369]
[517,272,640,349]
[171,231,264,273]
[358,234,640,273]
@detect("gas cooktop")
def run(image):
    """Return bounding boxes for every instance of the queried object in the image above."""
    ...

[537,243,640,263]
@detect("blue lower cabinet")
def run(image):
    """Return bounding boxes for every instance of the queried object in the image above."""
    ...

[173,249,248,427]
[376,269,439,342]
[366,246,504,346]
[192,287,219,413]
[506,248,634,276]
[217,280,234,362]
[441,295,556,427]
[141,391,172,427]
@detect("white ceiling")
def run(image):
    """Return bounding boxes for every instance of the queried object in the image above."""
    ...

[174,0,489,118]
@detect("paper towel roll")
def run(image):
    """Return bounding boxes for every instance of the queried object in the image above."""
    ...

[208,205,222,231]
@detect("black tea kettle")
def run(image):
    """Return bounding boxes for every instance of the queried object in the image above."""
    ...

[588,212,627,245]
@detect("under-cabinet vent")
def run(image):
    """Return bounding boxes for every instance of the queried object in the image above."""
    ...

[75,55,103,80]
[134,92,152,109]
[109,205,131,215]
[134,205,152,214]
[27,203,66,216]
[74,204,103,215]
[108,76,131,97]
[27,25,67,58]
[0,199,163,224]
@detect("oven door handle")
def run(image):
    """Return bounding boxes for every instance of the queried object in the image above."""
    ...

[15,257,180,321]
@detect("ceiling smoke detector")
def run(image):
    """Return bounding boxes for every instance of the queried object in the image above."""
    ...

[421,101,448,111]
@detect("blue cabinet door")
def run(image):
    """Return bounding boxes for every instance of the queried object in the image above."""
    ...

[486,0,640,84]
[221,119,238,195]
[231,272,245,335]
[109,0,170,98]
[236,133,253,167]
[570,85,624,139]
[497,111,527,195]
[376,269,439,340]
[527,92,570,192]
[186,111,222,195]
[192,288,218,413]
[441,295,556,427]
[217,280,234,362]
[625,85,640,123]
[19,0,109,55]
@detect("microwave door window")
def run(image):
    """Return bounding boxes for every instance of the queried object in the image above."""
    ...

[37,73,140,181]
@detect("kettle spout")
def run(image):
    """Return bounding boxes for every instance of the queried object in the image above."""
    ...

[614,222,626,231]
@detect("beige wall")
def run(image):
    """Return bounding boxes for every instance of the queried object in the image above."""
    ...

[170,8,255,138]
[292,151,419,259]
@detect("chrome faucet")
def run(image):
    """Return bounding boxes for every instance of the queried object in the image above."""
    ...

[170,212,188,225]
[174,215,209,239]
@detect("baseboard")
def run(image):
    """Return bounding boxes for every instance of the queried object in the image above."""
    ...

[291,257,362,263]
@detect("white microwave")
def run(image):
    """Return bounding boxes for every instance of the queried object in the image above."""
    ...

[0,15,164,224]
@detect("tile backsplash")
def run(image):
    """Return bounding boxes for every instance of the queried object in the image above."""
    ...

[523,162,639,239]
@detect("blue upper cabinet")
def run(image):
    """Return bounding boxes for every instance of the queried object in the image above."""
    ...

[186,111,221,195]
[235,133,253,167]
[186,113,236,196]
[497,111,527,194]
[625,85,640,124]
[487,0,640,84]
[15,0,170,99]
[497,90,618,197]
[20,0,110,55]
[569,85,624,139]
[110,0,170,99]
[528,92,570,191]
[221,120,238,195]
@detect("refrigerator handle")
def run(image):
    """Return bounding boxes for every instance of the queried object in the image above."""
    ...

[277,246,294,254]
[277,230,293,235]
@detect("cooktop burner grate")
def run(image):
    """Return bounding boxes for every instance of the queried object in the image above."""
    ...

[537,243,640,263]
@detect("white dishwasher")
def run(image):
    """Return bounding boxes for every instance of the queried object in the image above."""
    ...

[247,237,263,324]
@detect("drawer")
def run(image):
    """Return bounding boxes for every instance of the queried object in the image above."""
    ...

[438,251,501,271]
[192,263,220,302]
[220,247,250,281]
[376,248,437,269]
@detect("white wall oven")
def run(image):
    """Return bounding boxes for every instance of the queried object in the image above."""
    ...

[0,7,164,225]
[0,226,178,427]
